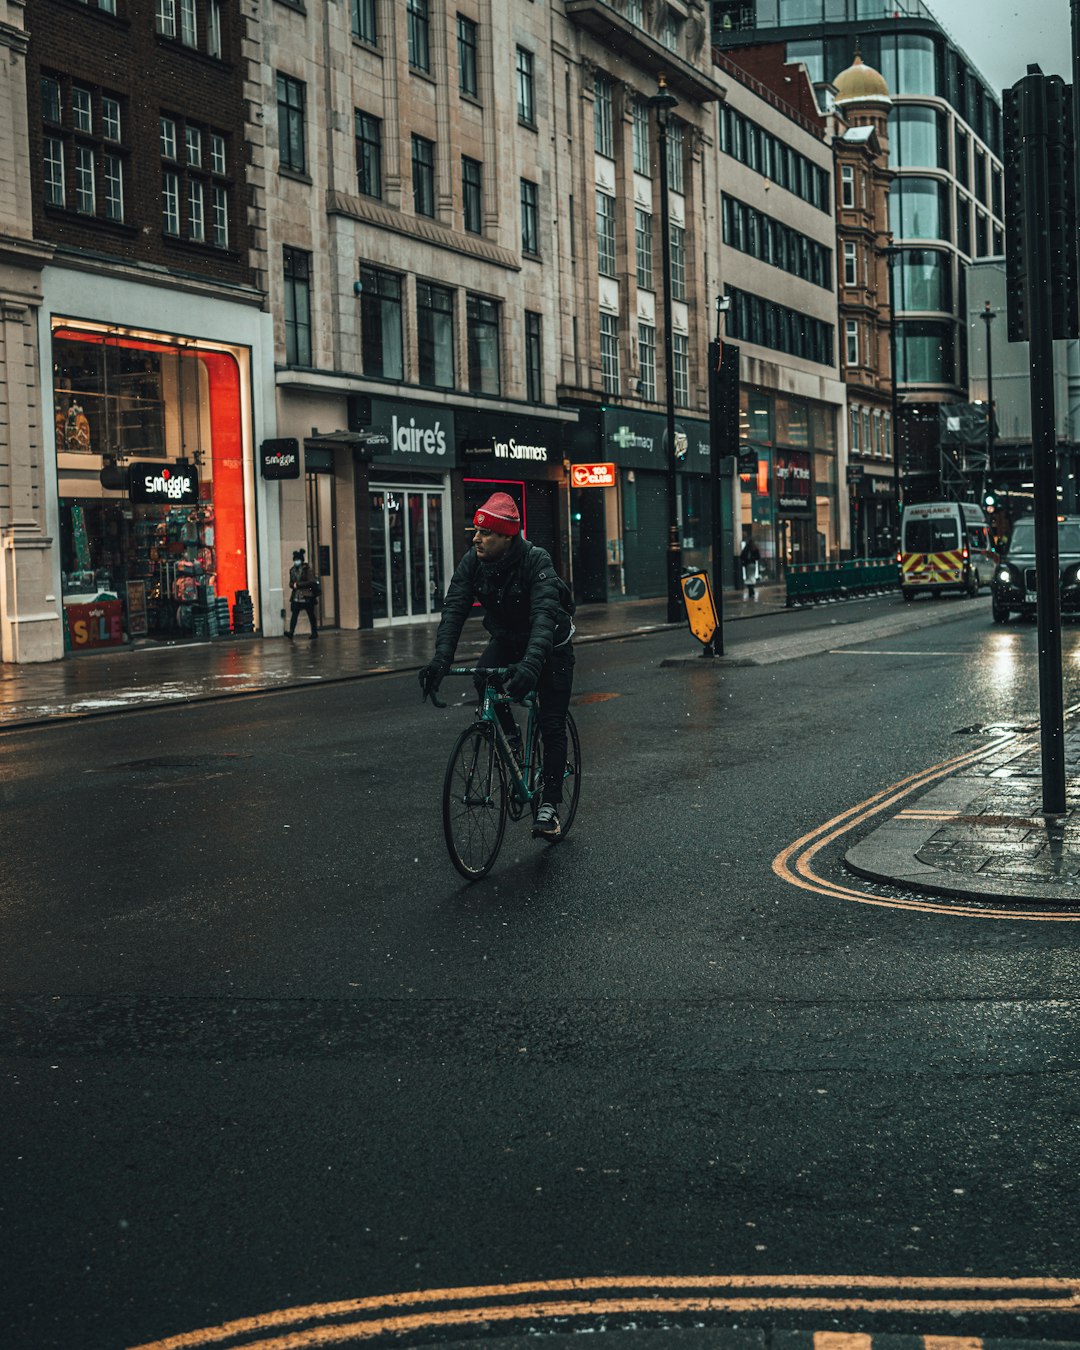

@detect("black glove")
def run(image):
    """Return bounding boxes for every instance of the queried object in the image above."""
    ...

[506,662,539,701]
[418,659,448,698]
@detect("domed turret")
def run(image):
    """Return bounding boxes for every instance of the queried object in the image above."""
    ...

[833,52,891,108]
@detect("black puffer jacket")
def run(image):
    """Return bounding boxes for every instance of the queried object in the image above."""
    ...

[434,535,573,672]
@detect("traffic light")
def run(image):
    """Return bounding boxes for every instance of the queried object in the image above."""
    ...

[984,490,998,513]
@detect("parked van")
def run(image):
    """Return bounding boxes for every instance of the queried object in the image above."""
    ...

[898,501,997,600]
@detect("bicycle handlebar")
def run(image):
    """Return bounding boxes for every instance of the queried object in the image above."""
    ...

[423,666,534,711]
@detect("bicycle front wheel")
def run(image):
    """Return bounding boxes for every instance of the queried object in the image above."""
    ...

[529,710,582,839]
[442,723,508,879]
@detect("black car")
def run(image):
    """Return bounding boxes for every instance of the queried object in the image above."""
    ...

[991,515,1080,622]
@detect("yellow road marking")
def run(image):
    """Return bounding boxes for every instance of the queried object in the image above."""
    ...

[815,1334,873,1350]
[128,1275,1080,1350]
[923,1339,984,1350]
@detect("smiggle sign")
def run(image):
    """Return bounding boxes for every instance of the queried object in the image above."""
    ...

[129,463,200,505]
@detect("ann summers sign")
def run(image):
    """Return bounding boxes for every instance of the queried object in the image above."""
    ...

[129,462,199,505]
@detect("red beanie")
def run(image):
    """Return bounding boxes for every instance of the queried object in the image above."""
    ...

[473,492,521,536]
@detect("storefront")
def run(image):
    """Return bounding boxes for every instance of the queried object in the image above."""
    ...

[738,389,840,574]
[52,321,257,651]
[565,406,722,602]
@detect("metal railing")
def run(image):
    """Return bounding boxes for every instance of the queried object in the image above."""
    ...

[785,557,899,606]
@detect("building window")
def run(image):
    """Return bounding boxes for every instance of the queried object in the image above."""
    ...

[896,320,954,384]
[841,164,854,208]
[516,47,535,124]
[74,146,95,214]
[625,0,644,21]
[661,6,681,51]
[632,98,650,175]
[102,96,121,142]
[103,155,123,220]
[635,208,653,289]
[850,405,861,452]
[467,293,501,395]
[594,73,613,156]
[188,178,204,241]
[462,156,482,233]
[185,125,202,167]
[600,313,619,395]
[673,333,689,406]
[156,0,177,38]
[525,311,542,403]
[283,248,312,367]
[41,76,62,125]
[211,133,226,175]
[162,170,180,234]
[211,185,229,247]
[160,115,177,160]
[412,135,435,217]
[520,178,539,255]
[352,0,377,43]
[670,222,686,300]
[277,74,306,174]
[360,265,404,381]
[883,412,892,459]
[890,177,950,241]
[845,319,859,366]
[72,86,93,133]
[596,191,616,277]
[407,0,430,72]
[872,410,882,455]
[666,120,684,193]
[638,322,656,400]
[417,281,455,388]
[179,0,197,47]
[891,106,947,170]
[208,0,222,58]
[355,111,382,198]
[727,285,833,365]
[458,15,478,96]
[844,241,857,286]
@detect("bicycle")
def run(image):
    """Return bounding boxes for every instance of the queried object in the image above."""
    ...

[426,666,581,880]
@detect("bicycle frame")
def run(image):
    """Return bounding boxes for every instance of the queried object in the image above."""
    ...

[444,666,537,806]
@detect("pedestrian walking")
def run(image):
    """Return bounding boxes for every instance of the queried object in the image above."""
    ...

[286,548,320,640]
[741,534,761,599]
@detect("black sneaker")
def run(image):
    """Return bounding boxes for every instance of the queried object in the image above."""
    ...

[532,803,561,840]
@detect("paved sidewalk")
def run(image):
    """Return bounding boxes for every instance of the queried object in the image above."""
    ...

[0,584,789,729]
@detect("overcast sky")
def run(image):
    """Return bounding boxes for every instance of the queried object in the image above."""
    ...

[924,0,1072,94]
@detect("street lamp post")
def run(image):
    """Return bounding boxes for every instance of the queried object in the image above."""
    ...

[980,299,997,512]
[884,243,902,548]
[649,74,683,624]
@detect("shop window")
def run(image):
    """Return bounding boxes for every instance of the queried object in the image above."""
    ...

[352,0,377,43]
[600,313,619,395]
[525,311,542,403]
[277,73,306,174]
[637,322,656,401]
[462,157,482,234]
[520,178,539,256]
[283,246,312,367]
[412,135,435,217]
[517,47,535,125]
[360,265,403,380]
[407,0,430,72]
[457,14,478,96]
[467,294,501,395]
[356,111,382,198]
[53,328,249,647]
[417,281,455,388]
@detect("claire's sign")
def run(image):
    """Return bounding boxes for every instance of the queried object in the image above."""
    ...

[129,462,199,505]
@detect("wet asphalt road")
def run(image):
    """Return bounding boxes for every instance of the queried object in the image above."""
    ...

[3,594,1080,1350]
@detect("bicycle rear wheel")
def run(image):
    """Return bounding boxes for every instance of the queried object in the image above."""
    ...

[442,723,508,879]
[529,710,582,839]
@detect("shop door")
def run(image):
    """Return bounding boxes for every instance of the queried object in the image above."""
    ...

[777,517,814,571]
[623,471,668,599]
[306,473,337,628]
[369,487,447,623]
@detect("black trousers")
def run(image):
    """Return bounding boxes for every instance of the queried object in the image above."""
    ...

[475,636,575,805]
[289,599,318,635]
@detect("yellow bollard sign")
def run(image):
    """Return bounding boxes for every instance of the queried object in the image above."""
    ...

[680,570,718,647]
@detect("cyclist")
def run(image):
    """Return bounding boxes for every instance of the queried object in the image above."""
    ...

[418,492,575,840]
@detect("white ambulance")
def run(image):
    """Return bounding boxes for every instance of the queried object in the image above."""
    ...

[898,500,997,600]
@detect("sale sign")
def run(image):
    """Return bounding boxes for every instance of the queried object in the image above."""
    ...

[570,462,617,488]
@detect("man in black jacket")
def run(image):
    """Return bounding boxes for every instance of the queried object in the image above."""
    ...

[419,492,575,840]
